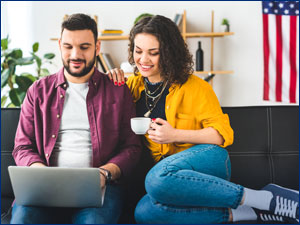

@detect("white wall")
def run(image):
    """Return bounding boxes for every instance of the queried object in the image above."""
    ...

[1,1,298,106]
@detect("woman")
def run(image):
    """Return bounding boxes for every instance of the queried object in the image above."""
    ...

[107,15,299,224]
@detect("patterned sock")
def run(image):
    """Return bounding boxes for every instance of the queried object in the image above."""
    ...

[231,205,257,222]
[242,187,273,210]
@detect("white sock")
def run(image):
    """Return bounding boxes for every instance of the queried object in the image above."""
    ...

[242,188,273,210]
[231,205,257,222]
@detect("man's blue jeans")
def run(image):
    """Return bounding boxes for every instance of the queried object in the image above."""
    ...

[134,144,244,224]
[10,184,123,224]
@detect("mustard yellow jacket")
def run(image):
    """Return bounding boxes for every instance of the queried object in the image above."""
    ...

[127,74,234,162]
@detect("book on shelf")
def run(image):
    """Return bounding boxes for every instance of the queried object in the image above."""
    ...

[98,53,108,72]
[102,53,116,70]
[98,53,116,72]
[96,55,105,73]
[102,29,123,33]
[173,13,183,27]
[101,29,123,36]
[101,33,123,36]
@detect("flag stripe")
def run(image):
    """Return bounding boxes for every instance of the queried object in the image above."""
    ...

[263,14,270,101]
[296,16,299,103]
[289,15,297,103]
[275,15,283,102]
[268,15,277,102]
[281,15,291,103]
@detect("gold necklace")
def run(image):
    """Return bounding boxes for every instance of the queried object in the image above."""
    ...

[144,80,168,118]
[144,80,164,96]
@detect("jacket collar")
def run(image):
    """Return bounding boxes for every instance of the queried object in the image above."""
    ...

[135,72,179,92]
[55,67,67,88]
[55,67,101,90]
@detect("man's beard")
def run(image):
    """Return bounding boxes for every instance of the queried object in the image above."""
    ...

[63,53,96,77]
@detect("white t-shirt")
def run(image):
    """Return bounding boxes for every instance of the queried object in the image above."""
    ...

[50,81,93,167]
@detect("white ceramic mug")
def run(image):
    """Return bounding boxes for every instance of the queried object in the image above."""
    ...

[130,117,151,135]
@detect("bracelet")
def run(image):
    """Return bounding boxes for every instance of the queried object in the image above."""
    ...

[99,168,112,184]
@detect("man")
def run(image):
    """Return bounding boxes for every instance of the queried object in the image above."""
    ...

[10,13,141,224]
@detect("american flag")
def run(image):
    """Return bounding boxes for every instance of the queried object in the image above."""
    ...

[262,1,299,103]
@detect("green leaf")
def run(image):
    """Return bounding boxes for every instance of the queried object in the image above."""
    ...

[1,96,8,107]
[11,74,16,84]
[9,89,20,106]
[15,75,33,92]
[8,66,15,76]
[32,42,39,53]
[9,88,26,106]
[20,73,37,82]
[26,75,37,82]
[20,72,33,76]
[15,57,34,65]
[7,103,16,108]
[32,54,42,68]
[43,53,55,59]
[6,58,16,75]
[40,68,50,77]
[1,68,10,87]
[17,89,26,104]
[11,49,23,59]
[1,38,8,50]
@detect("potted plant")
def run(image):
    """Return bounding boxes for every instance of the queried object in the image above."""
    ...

[1,36,55,107]
[134,13,153,25]
[221,18,230,32]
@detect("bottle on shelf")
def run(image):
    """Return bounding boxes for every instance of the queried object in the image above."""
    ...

[196,41,204,71]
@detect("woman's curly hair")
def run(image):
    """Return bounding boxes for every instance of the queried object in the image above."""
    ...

[128,15,194,85]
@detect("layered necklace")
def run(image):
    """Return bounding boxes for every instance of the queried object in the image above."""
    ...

[143,78,169,118]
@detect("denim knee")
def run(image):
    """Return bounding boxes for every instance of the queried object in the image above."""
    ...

[144,144,232,204]
[134,194,230,224]
[10,207,27,224]
[10,204,52,224]
[72,208,109,224]
[134,195,153,224]
[144,158,172,202]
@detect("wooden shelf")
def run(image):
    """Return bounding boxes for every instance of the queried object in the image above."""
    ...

[51,32,234,41]
[98,35,129,40]
[185,32,234,38]
[50,35,129,41]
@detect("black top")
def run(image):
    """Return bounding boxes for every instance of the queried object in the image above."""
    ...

[136,78,169,120]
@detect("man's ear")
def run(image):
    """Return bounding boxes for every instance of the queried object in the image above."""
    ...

[96,40,101,56]
[58,39,62,50]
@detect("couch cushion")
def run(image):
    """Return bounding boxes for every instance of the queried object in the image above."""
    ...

[223,106,299,190]
[1,108,20,214]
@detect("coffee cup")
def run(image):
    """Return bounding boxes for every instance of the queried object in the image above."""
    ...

[130,117,151,135]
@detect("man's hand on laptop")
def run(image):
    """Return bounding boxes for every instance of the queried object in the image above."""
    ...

[30,162,46,167]
[99,163,121,190]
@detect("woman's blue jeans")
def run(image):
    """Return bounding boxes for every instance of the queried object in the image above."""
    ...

[10,184,123,224]
[134,144,244,224]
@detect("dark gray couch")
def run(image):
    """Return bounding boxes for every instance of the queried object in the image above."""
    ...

[1,106,299,224]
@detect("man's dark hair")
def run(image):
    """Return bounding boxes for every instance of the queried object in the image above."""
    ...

[128,15,194,85]
[61,13,98,43]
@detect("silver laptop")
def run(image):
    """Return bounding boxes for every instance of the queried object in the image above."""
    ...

[8,166,105,208]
